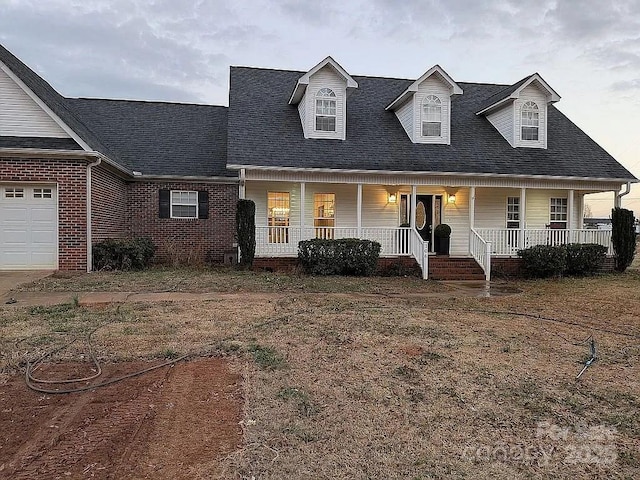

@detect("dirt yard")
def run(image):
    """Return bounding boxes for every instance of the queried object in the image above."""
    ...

[1,269,639,479]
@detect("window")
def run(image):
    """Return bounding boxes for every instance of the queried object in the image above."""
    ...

[506,197,520,229]
[314,193,335,239]
[422,95,442,137]
[5,187,24,198]
[521,101,539,141]
[170,191,198,218]
[315,88,337,132]
[268,192,290,243]
[550,198,568,228]
[33,188,52,199]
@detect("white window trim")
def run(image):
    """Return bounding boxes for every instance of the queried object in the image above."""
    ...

[421,94,443,138]
[549,197,568,225]
[170,190,198,219]
[315,88,337,132]
[521,101,540,142]
[506,196,520,228]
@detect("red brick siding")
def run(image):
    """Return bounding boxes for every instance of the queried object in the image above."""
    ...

[0,157,87,271]
[127,182,237,265]
[91,165,128,241]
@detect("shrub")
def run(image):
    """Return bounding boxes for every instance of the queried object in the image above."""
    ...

[518,245,566,278]
[611,207,636,272]
[93,237,156,271]
[236,199,256,267]
[518,243,608,278]
[564,243,607,276]
[298,238,381,276]
[434,223,451,238]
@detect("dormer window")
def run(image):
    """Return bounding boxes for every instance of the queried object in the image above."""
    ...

[315,88,337,132]
[422,95,442,137]
[521,101,539,141]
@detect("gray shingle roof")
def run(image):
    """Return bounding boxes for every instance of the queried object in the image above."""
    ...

[228,67,636,181]
[65,99,231,177]
[0,136,82,150]
[474,74,532,113]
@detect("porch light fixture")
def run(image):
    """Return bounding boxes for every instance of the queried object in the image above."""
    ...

[388,192,397,204]
[447,193,456,204]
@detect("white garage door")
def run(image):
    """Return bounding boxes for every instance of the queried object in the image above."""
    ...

[0,184,57,269]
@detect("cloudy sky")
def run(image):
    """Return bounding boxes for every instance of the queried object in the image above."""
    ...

[1,0,639,216]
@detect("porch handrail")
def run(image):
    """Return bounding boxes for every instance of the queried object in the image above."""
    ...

[475,228,614,256]
[410,228,429,280]
[470,228,492,281]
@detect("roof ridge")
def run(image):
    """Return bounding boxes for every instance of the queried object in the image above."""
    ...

[68,97,226,108]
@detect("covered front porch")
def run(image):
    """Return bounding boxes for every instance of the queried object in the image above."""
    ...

[244,178,618,281]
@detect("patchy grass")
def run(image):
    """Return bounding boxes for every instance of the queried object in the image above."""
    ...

[1,271,639,478]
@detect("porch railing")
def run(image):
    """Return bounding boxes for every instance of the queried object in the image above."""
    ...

[470,228,492,281]
[255,226,414,257]
[409,228,429,280]
[475,228,614,256]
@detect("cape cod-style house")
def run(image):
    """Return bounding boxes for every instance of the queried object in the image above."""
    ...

[0,45,636,280]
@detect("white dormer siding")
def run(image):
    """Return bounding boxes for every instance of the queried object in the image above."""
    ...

[395,98,414,142]
[302,66,347,140]
[487,104,514,146]
[414,76,451,144]
[514,84,547,149]
[298,93,307,134]
[0,66,70,138]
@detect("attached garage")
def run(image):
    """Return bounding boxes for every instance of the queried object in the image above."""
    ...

[0,184,57,270]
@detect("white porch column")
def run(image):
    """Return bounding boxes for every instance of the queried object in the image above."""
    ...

[520,187,526,250]
[357,183,363,238]
[469,186,476,251]
[578,194,584,229]
[568,190,575,241]
[239,168,246,199]
[410,185,417,229]
[300,182,306,234]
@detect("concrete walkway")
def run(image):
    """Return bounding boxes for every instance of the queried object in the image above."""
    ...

[0,271,53,298]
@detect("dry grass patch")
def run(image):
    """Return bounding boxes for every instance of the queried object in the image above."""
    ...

[2,272,639,478]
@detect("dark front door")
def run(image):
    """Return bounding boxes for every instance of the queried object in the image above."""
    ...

[415,195,433,243]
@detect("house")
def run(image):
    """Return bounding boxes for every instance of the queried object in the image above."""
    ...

[1,46,636,280]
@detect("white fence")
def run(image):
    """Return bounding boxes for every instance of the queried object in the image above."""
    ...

[470,229,491,281]
[475,229,614,256]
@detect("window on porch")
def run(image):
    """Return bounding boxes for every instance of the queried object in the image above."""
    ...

[268,192,290,243]
[314,193,335,239]
[549,197,568,229]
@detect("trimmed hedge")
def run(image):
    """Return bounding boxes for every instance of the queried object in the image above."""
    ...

[611,207,636,272]
[236,199,256,267]
[298,238,381,276]
[93,237,156,271]
[518,243,607,278]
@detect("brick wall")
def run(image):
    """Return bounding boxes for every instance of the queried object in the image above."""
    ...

[491,255,616,279]
[0,157,87,271]
[91,165,128,241]
[127,181,238,265]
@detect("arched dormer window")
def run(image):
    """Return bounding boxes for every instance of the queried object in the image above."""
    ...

[315,88,337,132]
[422,95,442,137]
[521,101,539,141]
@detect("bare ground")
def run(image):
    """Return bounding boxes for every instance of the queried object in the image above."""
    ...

[1,269,639,479]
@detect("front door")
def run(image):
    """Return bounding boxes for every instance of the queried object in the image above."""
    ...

[415,195,433,243]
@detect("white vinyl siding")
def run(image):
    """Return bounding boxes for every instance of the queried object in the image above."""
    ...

[487,104,514,146]
[413,76,451,144]
[395,98,414,141]
[297,94,307,135]
[247,182,302,227]
[0,66,70,138]
[442,187,469,255]
[303,66,347,140]
[514,84,547,149]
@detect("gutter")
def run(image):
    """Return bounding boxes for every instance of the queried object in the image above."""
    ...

[615,182,632,208]
[86,156,102,272]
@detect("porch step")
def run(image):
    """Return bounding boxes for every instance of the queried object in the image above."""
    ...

[428,256,486,281]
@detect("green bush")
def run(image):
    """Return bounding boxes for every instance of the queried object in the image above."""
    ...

[518,243,608,278]
[236,199,256,267]
[298,238,381,276]
[611,207,636,272]
[434,223,451,238]
[518,245,567,278]
[564,243,607,276]
[93,237,156,271]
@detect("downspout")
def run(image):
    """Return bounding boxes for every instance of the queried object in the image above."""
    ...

[86,157,102,272]
[615,182,631,208]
